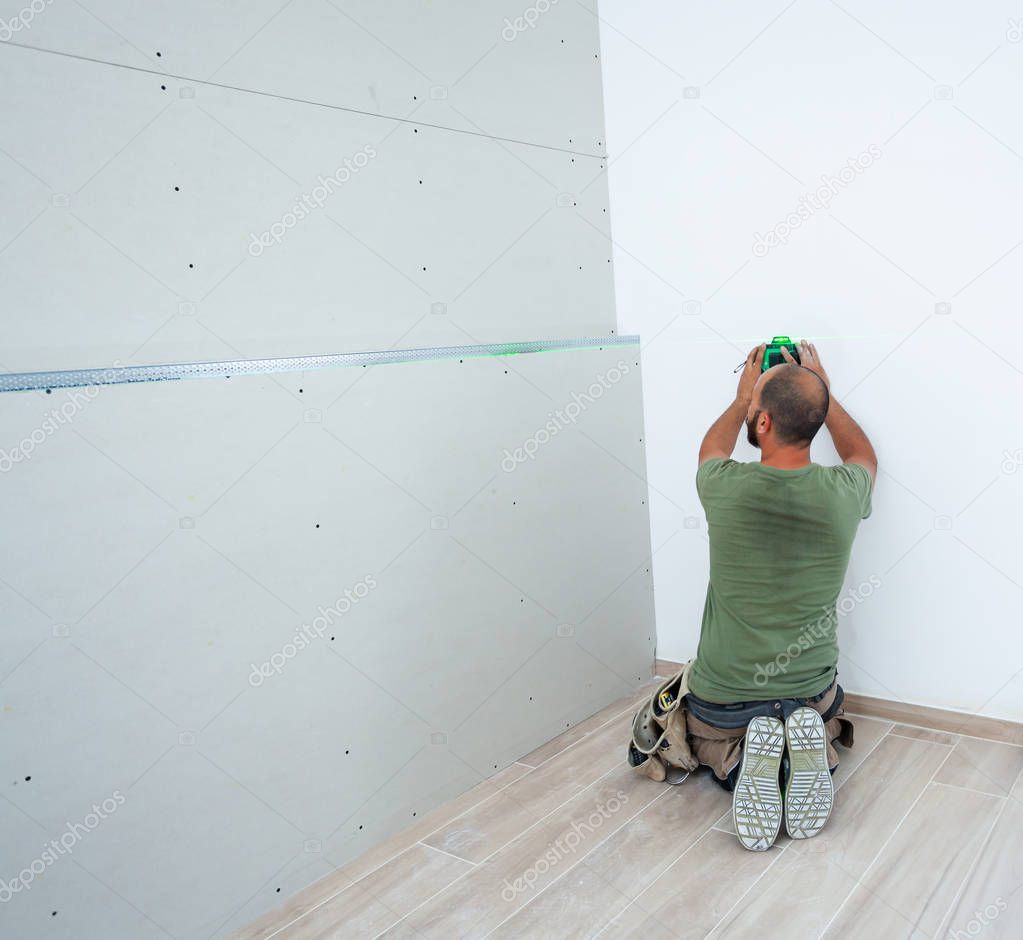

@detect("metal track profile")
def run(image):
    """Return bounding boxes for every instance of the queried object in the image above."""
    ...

[0,336,639,394]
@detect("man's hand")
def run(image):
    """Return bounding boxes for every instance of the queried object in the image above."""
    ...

[782,340,829,389]
[736,344,765,406]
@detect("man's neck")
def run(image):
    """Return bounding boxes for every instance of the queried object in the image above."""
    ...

[759,445,812,470]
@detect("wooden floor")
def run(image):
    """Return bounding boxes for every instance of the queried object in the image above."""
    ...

[234,684,1023,940]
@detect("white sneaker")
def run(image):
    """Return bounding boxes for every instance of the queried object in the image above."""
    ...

[784,707,834,839]
[732,716,784,851]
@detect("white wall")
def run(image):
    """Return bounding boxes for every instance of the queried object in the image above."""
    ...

[597,0,1023,720]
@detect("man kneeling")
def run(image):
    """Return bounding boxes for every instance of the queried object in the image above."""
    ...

[688,340,875,851]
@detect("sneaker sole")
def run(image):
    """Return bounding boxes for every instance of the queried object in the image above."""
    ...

[732,716,784,852]
[784,707,834,839]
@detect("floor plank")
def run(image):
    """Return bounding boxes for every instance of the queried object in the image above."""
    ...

[830,715,896,789]
[890,723,959,747]
[380,764,662,938]
[934,736,1023,797]
[711,847,862,939]
[488,864,634,940]
[597,828,782,939]
[822,782,1002,938]
[937,772,1023,938]
[489,771,730,937]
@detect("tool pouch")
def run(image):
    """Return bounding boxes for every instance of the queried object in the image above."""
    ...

[627,663,698,784]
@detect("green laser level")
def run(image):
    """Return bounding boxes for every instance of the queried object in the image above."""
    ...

[762,336,801,371]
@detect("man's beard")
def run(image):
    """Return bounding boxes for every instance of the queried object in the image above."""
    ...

[746,410,761,448]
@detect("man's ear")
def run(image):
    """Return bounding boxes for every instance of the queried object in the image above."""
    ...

[758,411,771,435]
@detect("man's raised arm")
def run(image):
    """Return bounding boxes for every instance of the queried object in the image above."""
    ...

[783,341,877,483]
[698,343,764,465]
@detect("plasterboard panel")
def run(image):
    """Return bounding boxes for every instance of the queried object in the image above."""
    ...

[0,0,607,154]
[0,38,613,371]
[0,345,653,938]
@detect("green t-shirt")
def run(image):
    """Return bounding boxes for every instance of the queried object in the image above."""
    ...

[688,458,872,703]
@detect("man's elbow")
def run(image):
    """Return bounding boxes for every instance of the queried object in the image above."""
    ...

[846,454,877,483]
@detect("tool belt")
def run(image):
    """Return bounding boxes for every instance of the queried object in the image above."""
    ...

[685,682,844,729]
[626,662,699,784]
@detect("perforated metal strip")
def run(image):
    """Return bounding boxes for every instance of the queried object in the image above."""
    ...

[0,336,639,393]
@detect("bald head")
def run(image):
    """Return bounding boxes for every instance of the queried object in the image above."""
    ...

[756,364,829,446]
